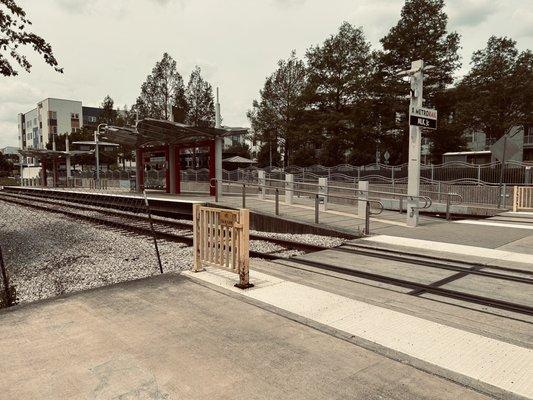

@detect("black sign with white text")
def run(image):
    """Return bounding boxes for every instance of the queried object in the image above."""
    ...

[409,115,437,130]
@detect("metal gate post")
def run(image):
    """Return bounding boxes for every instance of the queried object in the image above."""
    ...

[315,194,319,224]
[285,173,294,205]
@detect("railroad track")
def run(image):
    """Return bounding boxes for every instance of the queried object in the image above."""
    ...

[0,191,327,259]
[279,248,533,317]
[2,189,531,317]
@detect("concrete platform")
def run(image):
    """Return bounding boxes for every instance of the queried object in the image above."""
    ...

[0,274,490,400]
[186,266,533,400]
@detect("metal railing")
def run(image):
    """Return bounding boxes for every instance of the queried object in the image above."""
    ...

[211,178,387,235]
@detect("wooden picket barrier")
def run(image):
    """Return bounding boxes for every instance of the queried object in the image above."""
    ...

[513,186,533,212]
[192,204,253,289]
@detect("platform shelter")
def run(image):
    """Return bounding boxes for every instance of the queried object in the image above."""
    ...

[103,118,247,195]
[18,148,91,187]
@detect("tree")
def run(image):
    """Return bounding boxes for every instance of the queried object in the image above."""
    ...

[456,37,533,140]
[248,51,307,167]
[256,142,281,168]
[303,22,374,166]
[0,0,62,76]
[225,141,252,159]
[376,0,461,163]
[97,95,118,125]
[134,53,187,121]
[185,66,215,127]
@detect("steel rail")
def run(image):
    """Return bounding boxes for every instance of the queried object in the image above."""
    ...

[337,244,533,285]
[0,193,326,258]
[282,257,533,317]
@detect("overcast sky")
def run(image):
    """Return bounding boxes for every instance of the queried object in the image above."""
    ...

[1,0,532,147]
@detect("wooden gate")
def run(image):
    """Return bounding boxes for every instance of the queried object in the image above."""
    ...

[513,186,533,211]
[192,205,253,289]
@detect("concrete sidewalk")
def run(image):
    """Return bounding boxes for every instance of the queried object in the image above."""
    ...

[0,274,489,400]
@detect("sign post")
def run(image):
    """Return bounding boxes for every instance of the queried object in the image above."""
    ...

[399,60,437,227]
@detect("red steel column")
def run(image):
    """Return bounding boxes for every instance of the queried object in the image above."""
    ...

[136,148,144,192]
[176,146,181,195]
[164,144,170,193]
[209,140,216,196]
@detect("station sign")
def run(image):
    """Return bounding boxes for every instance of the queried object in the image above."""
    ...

[409,106,437,130]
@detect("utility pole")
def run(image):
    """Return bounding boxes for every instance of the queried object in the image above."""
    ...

[398,60,435,227]
[215,87,223,197]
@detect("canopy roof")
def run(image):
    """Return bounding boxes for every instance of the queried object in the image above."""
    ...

[18,148,92,160]
[102,118,248,148]
[223,155,257,164]
[72,141,120,147]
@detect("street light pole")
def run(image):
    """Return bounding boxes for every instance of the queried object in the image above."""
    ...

[95,123,106,186]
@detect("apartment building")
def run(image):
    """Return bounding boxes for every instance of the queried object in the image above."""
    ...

[18,98,104,165]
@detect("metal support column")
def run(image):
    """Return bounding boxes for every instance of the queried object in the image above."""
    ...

[135,149,144,193]
[169,145,176,194]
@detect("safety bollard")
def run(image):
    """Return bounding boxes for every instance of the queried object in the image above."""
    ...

[242,184,246,208]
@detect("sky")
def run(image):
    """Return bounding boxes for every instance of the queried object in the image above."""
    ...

[1,0,532,147]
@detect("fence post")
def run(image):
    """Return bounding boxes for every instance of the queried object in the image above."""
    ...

[446,195,451,221]
[258,170,266,200]
[242,184,246,208]
[391,168,395,192]
[399,197,403,214]
[477,165,481,185]
[192,204,203,272]
[513,186,517,212]
[502,183,507,209]
[285,173,294,205]
[358,180,369,219]
[431,164,434,182]
[315,194,319,224]
[235,208,253,289]
[318,177,328,211]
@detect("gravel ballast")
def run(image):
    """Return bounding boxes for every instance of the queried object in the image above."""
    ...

[0,199,347,305]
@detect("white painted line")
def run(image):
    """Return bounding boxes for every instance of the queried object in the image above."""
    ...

[503,211,533,217]
[456,219,533,231]
[184,268,533,399]
[361,235,533,265]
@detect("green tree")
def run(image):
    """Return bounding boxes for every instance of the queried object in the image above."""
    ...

[97,95,118,125]
[303,22,374,166]
[225,141,252,159]
[248,51,307,167]
[376,0,461,163]
[134,53,187,121]
[456,37,533,140]
[0,0,62,76]
[256,142,281,168]
[185,66,215,127]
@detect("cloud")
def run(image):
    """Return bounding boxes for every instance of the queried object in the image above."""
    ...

[447,0,500,28]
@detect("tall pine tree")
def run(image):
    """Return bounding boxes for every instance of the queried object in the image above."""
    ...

[134,53,187,121]
[185,66,215,127]
[303,22,374,165]
[248,51,307,167]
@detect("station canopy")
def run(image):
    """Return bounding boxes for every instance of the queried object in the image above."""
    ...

[102,118,248,148]
[18,148,92,160]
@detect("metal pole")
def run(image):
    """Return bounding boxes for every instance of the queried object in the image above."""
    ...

[364,201,370,235]
[94,129,100,186]
[315,194,319,224]
[143,191,163,274]
[406,60,424,227]
[275,188,279,215]
[399,197,403,214]
[497,136,507,209]
[242,183,246,208]
[446,194,451,221]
